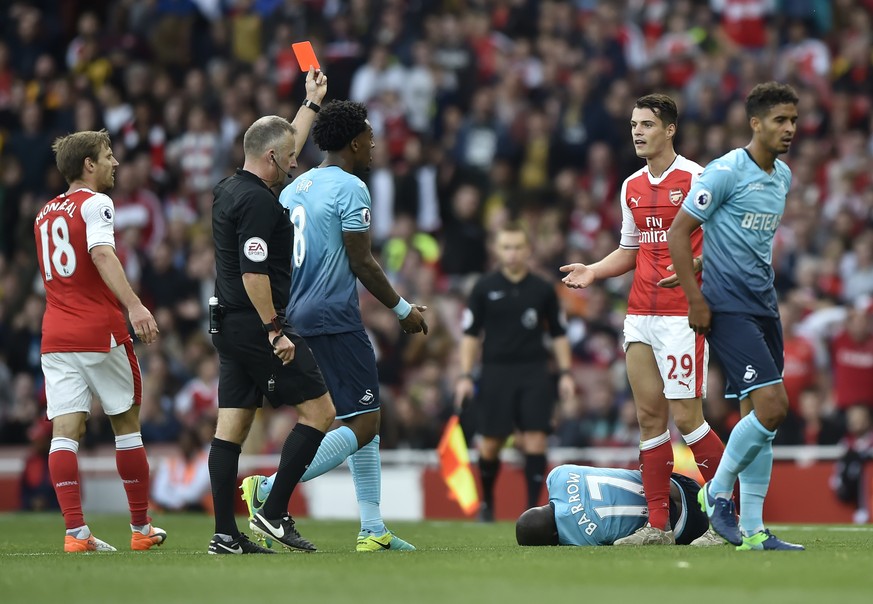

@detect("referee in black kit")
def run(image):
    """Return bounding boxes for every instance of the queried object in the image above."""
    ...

[454,222,576,521]
[207,68,335,555]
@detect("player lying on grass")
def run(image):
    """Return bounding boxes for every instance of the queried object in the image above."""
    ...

[516,464,714,547]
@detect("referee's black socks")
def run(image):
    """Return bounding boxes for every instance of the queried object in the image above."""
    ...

[479,457,501,508]
[524,453,547,509]
[209,438,242,537]
[261,423,325,519]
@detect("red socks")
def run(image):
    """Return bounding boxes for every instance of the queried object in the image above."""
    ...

[115,432,151,526]
[639,431,673,531]
[684,423,724,483]
[49,438,84,530]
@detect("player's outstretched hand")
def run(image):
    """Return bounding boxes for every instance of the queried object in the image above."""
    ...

[400,305,428,335]
[304,67,327,103]
[130,304,159,345]
[658,257,703,289]
[559,263,595,289]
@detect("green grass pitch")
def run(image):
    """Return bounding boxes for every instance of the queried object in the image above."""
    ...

[1,514,871,604]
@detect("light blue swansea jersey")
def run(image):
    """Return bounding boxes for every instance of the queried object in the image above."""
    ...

[681,148,791,317]
[547,465,649,546]
[278,166,372,336]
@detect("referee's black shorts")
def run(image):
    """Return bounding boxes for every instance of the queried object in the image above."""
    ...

[212,311,328,409]
[475,361,556,437]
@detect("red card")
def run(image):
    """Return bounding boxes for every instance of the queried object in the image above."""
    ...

[291,41,320,72]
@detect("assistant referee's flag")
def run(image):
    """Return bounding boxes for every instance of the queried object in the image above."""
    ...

[437,415,480,516]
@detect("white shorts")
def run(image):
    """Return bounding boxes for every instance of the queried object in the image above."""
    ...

[42,341,143,420]
[623,315,708,400]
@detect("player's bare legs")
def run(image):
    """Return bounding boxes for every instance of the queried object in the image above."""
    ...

[52,412,88,442]
[215,408,258,444]
[48,412,112,552]
[618,343,726,546]
[616,343,675,544]
[108,406,166,549]
[345,410,379,447]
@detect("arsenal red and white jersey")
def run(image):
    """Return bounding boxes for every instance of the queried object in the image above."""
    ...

[619,155,704,316]
[34,188,130,352]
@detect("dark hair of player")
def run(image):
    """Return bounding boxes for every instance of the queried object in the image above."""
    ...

[745,82,799,120]
[635,94,678,127]
[312,100,369,152]
[52,129,111,183]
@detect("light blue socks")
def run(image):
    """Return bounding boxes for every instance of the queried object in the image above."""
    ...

[259,425,359,496]
[710,410,776,499]
[738,439,773,536]
[348,435,385,534]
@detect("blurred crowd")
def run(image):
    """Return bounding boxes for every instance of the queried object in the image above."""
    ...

[1,0,873,472]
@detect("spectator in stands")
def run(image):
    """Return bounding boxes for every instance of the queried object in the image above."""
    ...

[794,387,844,446]
[831,404,873,523]
[150,424,211,513]
[779,299,823,440]
[439,184,488,279]
[19,418,59,512]
[830,300,873,415]
[350,44,405,107]
[6,103,53,194]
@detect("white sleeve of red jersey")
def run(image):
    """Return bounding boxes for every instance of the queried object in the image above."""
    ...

[81,193,117,251]
[618,178,639,249]
[688,158,705,187]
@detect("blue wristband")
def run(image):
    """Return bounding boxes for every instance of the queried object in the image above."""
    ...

[391,297,412,320]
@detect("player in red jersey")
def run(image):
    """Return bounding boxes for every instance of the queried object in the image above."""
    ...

[35,130,166,552]
[560,95,725,546]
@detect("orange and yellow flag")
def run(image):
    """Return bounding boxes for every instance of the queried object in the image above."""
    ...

[437,415,480,516]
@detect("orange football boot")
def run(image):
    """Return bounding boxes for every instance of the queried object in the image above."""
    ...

[64,534,117,552]
[131,525,167,550]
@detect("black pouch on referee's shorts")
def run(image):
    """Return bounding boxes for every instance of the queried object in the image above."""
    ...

[208,296,224,334]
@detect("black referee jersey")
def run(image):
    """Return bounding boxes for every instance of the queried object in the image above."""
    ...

[463,270,566,364]
[212,169,292,311]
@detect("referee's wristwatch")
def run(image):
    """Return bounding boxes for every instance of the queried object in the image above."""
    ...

[261,314,283,334]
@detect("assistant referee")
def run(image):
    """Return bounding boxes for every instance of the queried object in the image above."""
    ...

[454,221,576,521]
[207,69,335,555]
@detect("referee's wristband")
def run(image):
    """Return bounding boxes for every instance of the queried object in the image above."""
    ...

[391,297,412,320]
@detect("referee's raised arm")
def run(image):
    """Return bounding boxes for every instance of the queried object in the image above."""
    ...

[289,67,327,159]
